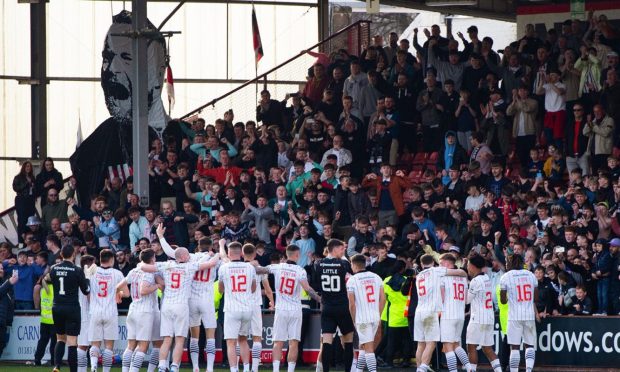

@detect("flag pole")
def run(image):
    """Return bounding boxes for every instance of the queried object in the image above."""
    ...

[253,3,258,105]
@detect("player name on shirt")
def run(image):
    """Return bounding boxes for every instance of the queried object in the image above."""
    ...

[50,261,90,307]
[313,258,351,307]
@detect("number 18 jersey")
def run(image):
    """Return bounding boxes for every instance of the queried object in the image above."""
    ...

[313,257,351,308]
[500,269,537,321]
[441,275,468,320]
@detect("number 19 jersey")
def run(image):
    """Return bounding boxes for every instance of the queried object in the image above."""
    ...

[269,262,307,311]
[313,257,351,308]
[500,269,537,321]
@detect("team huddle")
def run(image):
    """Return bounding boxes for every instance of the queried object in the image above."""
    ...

[47,226,539,372]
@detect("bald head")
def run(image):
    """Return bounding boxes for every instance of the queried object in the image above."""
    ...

[175,247,190,262]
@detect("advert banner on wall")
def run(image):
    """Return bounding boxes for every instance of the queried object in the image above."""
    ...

[3,314,620,368]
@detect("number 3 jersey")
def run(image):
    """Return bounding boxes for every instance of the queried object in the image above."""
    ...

[218,261,257,312]
[89,266,125,317]
[313,257,351,308]
[441,275,468,320]
[346,270,383,324]
[500,269,538,321]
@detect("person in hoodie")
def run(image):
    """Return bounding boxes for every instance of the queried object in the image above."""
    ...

[438,131,468,185]
[592,238,613,315]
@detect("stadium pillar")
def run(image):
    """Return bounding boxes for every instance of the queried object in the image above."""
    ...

[318,0,329,50]
[132,0,150,207]
[30,0,47,159]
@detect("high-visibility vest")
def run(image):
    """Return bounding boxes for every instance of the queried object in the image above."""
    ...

[40,284,54,325]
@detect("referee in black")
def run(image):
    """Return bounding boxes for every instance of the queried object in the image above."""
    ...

[312,239,355,372]
[50,245,90,372]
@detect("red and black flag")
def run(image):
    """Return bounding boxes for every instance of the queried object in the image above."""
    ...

[252,5,264,64]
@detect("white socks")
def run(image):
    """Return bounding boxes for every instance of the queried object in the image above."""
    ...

[510,349,520,372]
[206,338,216,372]
[190,338,200,370]
[251,342,262,372]
[89,346,100,371]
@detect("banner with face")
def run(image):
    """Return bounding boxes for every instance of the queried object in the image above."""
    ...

[101,10,167,134]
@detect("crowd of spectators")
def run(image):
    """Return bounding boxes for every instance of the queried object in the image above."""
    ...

[4,9,620,364]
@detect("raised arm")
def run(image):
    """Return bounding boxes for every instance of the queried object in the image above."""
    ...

[156,224,176,258]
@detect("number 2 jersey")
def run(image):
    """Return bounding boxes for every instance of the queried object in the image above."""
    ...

[500,269,538,321]
[313,257,351,308]
[467,274,494,325]
[346,270,383,324]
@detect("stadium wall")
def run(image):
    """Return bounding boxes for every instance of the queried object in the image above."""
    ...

[2,313,620,368]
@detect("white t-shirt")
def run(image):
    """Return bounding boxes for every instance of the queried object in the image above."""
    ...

[218,261,257,312]
[346,271,383,324]
[441,275,467,320]
[89,267,124,316]
[269,263,308,311]
[543,82,566,112]
[467,274,495,325]
[500,269,538,321]
[416,266,447,313]
[156,260,201,306]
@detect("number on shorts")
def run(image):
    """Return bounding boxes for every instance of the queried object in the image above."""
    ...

[98,281,108,298]
[485,291,493,309]
[231,274,247,292]
[417,278,426,296]
[171,272,181,289]
[194,269,211,282]
[320,275,340,292]
[365,284,376,303]
[279,277,295,295]
[516,284,532,302]
[58,277,65,295]
[453,282,465,301]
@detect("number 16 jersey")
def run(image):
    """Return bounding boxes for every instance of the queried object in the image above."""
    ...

[500,269,537,321]
[313,257,351,308]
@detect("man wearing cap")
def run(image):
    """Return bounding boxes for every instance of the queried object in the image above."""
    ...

[26,216,47,245]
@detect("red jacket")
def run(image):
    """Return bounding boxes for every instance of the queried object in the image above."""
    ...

[362,175,412,216]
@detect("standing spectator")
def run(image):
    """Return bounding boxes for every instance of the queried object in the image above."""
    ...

[584,104,615,173]
[13,161,37,240]
[343,60,368,109]
[592,238,612,315]
[127,207,149,251]
[358,71,385,125]
[41,178,76,233]
[536,68,566,149]
[2,251,45,310]
[0,267,17,357]
[93,208,120,250]
[575,46,602,110]
[303,63,330,108]
[362,164,411,227]
[290,224,315,268]
[454,89,477,153]
[257,89,284,128]
[159,200,198,247]
[35,157,63,208]
[241,195,274,243]
[469,132,494,175]
[565,103,591,174]
[416,70,445,152]
[507,85,539,166]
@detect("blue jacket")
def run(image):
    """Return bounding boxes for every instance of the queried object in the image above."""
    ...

[593,250,613,277]
[2,262,45,302]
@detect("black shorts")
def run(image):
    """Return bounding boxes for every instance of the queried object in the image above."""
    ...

[321,306,354,336]
[53,305,81,336]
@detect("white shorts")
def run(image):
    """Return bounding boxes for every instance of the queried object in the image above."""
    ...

[440,318,464,343]
[507,320,536,346]
[189,297,217,329]
[160,304,189,338]
[88,313,119,342]
[413,311,440,342]
[127,310,160,342]
[273,310,302,342]
[224,311,252,340]
[246,306,263,337]
[466,323,494,347]
[77,317,89,346]
[355,322,379,345]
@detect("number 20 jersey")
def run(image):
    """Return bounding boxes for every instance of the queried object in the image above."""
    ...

[313,257,351,308]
